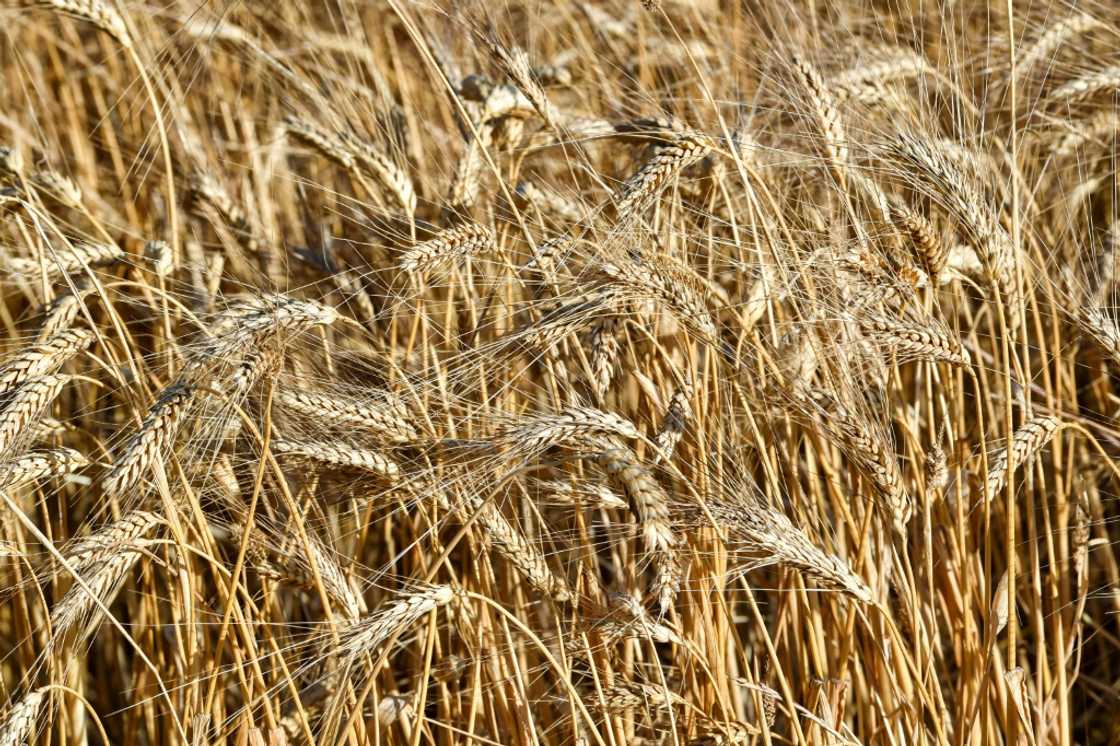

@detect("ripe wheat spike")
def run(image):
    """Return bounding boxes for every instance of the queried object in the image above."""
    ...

[5,2,1120,742]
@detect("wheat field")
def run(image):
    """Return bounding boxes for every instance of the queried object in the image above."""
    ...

[0,0,1118,743]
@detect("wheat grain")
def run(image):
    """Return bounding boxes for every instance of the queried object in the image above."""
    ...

[36,291,91,343]
[704,497,873,603]
[200,295,338,359]
[787,387,911,532]
[143,240,174,277]
[0,688,48,746]
[0,329,92,396]
[0,447,87,489]
[487,44,562,130]
[653,379,693,462]
[595,445,678,612]
[498,407,641,454]
[338,585,456,664]
[1053,110,1120,158]
[588,320,620,402]
[304,537,367,620]
[62,510,162,572]
[7,242,123,281]
[0,146,24,178]
[0,375,71,453]
[399,223,494,274]
[889,200,949,280]
[285,116,356,170]
[858,315,969,366]
[30,170,81,208]
[925,441,949,498]
[272,438,400,481]
[336,131,416,213]
[515,181,584,223]
[614,130,714,217]
[592,681,683,713]
[536,479,628,509]
[1017,13,1102,82]
[51,538,154,639]
[102,383,195,497]
[791,54,849,182]
[601,256,719,340]
[984,415,1063,503]
[276,387,418,443]
[30,0,131,47]
[1073,307,1120,367]
[1073,500,1089,592]
[832,46,930,101]
[889,134,1019,318]
[1050,65,1120,103]
[448,122,492,209]
[468,498,572,602]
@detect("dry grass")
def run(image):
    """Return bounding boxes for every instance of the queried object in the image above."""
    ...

[1,1,1120,744]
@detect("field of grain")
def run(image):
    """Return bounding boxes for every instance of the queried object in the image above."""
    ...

[0,0,1118,743]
